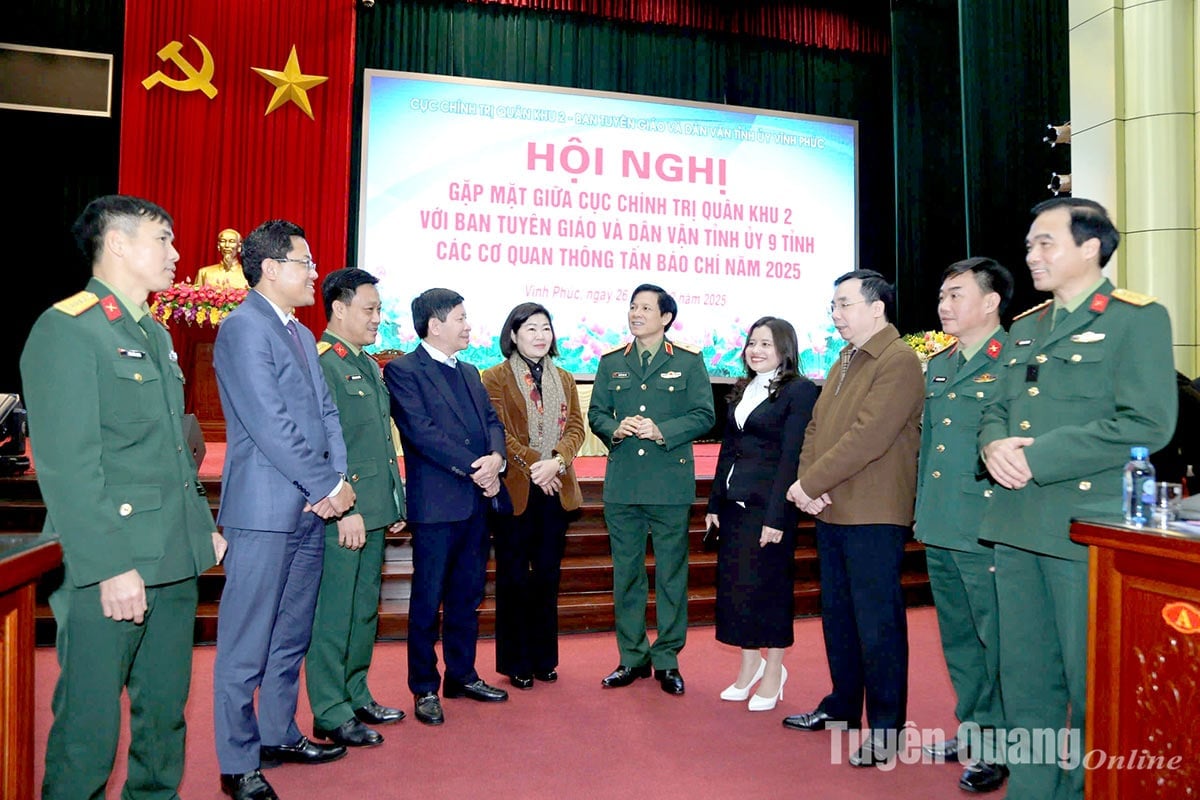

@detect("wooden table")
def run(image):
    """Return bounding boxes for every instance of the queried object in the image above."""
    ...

[1070,517,1200,799]
[0,535,62,800]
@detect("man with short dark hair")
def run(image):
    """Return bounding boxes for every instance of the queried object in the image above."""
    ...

[980,198,1176,799]
[304,268,407,748]
[213,220,355,800]
[384,288,510,726]
[588,283,715,695]
[783,269,924,768]
[22,194,224,800]
[916,257,1013,793]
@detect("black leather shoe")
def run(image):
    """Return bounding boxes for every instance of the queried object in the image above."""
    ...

[354,700,405,724]
[848,732,897,767]
[922,735,963,762]
[313,717,383,747]
[220,770,279,800]
[782,708,856,731]
[959,761,1009,793]
[533,670,558,683]
[509,674,534,690]
[444,679,509,702]
[414,692,444,726]
[654,668,686,695]
[259,735,346,768]
[601,663,651,688]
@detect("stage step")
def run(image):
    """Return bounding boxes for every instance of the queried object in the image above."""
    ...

[0,475,932,647]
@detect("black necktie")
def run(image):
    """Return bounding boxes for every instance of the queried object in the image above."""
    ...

[641,350,651,373]
[285,320,310,370]
[957,351,967,370]
[1052,306,1067,331]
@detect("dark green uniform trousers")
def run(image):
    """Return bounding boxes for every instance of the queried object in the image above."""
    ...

[44,577,198,800]
[305,525,386,729]
[604,503,691,669]
[994,544,1088,800]
[925,545,1004,743]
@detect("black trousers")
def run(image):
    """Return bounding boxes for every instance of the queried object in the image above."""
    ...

[814,520,909,731]
[494,488,568,676]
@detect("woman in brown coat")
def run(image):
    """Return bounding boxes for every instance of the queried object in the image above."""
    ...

[482,302,586,689]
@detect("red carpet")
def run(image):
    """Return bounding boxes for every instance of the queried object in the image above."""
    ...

[34,610,982,799]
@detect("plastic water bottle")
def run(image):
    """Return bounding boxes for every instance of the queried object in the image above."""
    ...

[1122,446,1156,526]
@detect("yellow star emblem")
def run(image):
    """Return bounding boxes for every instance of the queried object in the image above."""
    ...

[251,46,328,119]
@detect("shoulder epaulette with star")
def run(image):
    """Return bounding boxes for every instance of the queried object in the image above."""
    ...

[316,341,333,356]
[668,341,702,355]
[1111,288,1156,307]
[930,343,957,361]
[1012,299,1052,321]
[52,291,99,317]
[602,343,631,357]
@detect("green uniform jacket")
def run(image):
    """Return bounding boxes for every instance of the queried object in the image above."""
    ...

[317,333,405,528]
[979,281,1177,560]
[20,279,216,588]
[588,340,715,505]
[915,331,1008,552]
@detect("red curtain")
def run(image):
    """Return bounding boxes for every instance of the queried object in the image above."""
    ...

[119,0,356,331]
[462,0,889,54]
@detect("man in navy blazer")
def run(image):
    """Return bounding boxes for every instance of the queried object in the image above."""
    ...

[384,288,510,725]
[212,220,357,800]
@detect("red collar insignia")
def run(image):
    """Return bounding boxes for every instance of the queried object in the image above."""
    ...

[333,342,349,358]
[1089,293,1109,313]
[664,341,674,356]
[100,294,122,321]
[985,338,1002,359]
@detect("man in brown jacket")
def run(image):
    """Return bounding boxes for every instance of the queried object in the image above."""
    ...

[782,269,924,768]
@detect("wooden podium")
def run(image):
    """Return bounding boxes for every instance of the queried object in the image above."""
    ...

[1070,517,1200,799]
[0,535,62,800]
[168,322,225,438]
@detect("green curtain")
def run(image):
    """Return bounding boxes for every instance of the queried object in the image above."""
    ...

[959,0,1070,319]
[351,0,894,294]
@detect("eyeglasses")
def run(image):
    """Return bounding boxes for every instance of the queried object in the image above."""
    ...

[275,256,317,271]
[828,299,866,314]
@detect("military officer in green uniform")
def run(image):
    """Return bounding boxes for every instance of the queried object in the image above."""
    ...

[980,198,1176,800]
[915,257,1012,794]
[588,283,715,695]
[21,195,223,800]
[305,268,407,748]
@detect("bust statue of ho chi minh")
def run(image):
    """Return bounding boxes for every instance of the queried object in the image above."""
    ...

[195,228,249,289]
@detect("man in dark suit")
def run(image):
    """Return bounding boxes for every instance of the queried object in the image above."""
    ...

[384,288,510,725]
[22,195,224,800]
[306,268,407,748]
[915,257,1012,793]
[212,220,356,800]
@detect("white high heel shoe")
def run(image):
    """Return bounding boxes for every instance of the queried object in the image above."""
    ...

[748,665,787,712]
[719,658,766,701]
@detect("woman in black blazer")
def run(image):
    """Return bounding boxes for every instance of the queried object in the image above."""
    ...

[705,317,818,711]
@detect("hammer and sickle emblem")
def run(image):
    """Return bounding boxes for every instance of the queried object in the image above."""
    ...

[141,35,218,99]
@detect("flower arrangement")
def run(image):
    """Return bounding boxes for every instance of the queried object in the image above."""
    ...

[904,330,957,370]
[151,282,247,327]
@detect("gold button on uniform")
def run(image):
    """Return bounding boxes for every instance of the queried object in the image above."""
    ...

[936,444,945,453]
[640,384,647,390]
[1078,481,1092,491]
[1036,354,1048,364]
[947,392,957,399]
[1009,358,1018,366]
[932,471,941,479]
[976,391,984,398]
[668,386,675,392]
[942,418,952,426]
[639,405,646,412]
[637,448,645,456]
[1071,354,1082,363]
[134,373,143,382]
[983,489,994,498]
[1027,387,1040,396]
[357,390,365,397]
[1019,420,1031,431]
[119,503,133,517]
